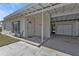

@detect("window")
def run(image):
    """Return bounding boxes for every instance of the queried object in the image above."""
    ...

[17,21,20,34]
[12,21,20,34]
[12,22,14,33]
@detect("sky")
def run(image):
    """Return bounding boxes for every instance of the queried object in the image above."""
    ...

[0,3,29,21]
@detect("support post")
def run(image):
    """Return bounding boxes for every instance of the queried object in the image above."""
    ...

[41,9,44,43]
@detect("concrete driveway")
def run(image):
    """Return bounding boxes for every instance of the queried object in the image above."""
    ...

[0,41,70,56]
[43,35,79,56]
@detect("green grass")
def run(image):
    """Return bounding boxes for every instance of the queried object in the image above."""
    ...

[0,33,19,47]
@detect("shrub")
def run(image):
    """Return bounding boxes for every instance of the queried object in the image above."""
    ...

[0,27,2,32]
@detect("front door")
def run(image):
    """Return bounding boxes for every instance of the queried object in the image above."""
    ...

[27,21,33,37]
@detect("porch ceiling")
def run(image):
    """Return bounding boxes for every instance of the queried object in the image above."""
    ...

[5,3,79,20]
[22,3,59,15]
[21,3,78,17]
[5,3,60,19]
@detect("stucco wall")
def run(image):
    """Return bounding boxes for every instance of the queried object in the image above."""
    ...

[25,13,50,38]
[34,14,42,36]
[25,16,35,37]
[43,13,50,38]
[3,16,26,37]
[51,4,79,18]
[2,20,12,34]
[34,13,50,38]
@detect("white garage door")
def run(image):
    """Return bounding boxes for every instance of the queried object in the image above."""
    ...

[56,25,64,34]
[56,24,72,35]
[64,25,72,35]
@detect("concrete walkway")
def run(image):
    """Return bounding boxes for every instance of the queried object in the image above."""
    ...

[0,41,70,56]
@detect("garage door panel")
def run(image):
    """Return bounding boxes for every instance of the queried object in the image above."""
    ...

[56,25,64,34]
[56,24,72,35]
[64,25,72,35]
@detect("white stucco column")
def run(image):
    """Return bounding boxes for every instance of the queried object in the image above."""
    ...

[41,9,44,43]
